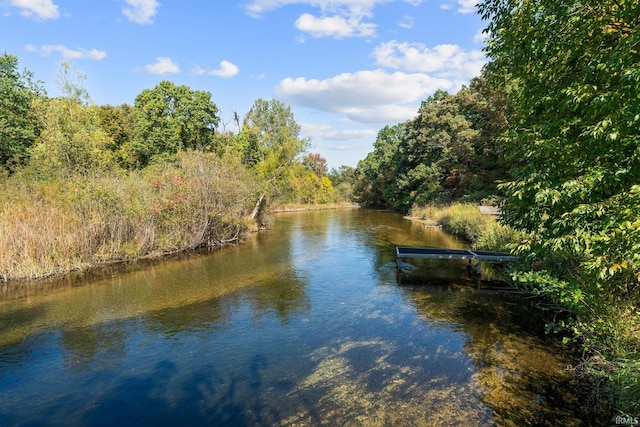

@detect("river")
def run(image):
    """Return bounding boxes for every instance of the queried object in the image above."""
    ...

[0,209,586,426]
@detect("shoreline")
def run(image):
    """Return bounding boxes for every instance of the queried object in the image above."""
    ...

[1,203,360,297]
[402,215,442,228]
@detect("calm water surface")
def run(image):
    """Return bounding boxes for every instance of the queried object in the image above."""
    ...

[0,209,585,426]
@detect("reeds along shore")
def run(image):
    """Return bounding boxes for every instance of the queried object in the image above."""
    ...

[408,203,523,252]
[0,152,257,282]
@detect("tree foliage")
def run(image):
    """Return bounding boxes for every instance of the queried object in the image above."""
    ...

[241,99,309,197]
[479,0,640,414]
[480,0,640,296]
[353,74,509,210]
[0,52,44,171]
[28,62,113,178]
[128,81,219,168]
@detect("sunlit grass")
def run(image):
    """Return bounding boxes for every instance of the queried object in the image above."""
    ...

[0,152,255,282]
[408,203,523,251]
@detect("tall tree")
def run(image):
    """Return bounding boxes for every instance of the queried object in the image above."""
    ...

[240,99,309,217]
[0,52,44,172]
[480,0,640,291]
[302,153,327,177]
[98,104,135,161]
[353,123,405,207]
[28,62,113,178]
[128,81,219,168]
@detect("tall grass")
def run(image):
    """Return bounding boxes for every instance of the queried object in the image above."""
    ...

[0,151,257,282]
[409,203,524,251]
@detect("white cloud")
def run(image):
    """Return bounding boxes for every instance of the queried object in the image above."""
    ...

[25,44,107,60]
[122,0,160,25]
[372,40,485,80]
[244,0,425,38]
[398,15,414,29]
[145,57,179,74]
[295,13,375,38]
[194,60,239,78]
[302,123,376,141]
[211,60,239,78]
[456,0,477,14]
[10,0,59,20]
[244,0,425,17]
[275,69,454,124]
[325,129,377,141]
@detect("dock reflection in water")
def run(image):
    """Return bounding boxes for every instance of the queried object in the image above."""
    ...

[0,209,586,426]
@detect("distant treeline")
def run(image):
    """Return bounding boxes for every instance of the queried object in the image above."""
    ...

[352,71,508,210]
[0,55,355,281]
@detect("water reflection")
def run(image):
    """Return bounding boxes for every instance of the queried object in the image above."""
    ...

[400,286,585,426]
[0,209,587,426]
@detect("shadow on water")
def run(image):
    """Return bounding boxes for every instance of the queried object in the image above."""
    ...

[399,285,589,426]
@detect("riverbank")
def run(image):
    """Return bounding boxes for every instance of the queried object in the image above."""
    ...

[0,187,359,286]
[407,202,639,422]
[408,203,522,253]
[0,152,256,283]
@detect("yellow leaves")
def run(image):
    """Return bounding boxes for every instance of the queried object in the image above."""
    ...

[609,262,628,276]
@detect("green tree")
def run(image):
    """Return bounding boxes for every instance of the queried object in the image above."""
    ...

[0,52,44,172]
[480,0,640,414]
[98,104,135,165]
[128,81,219,168]
[28,62,113,178]
[241,99,309,215]
[480,0,640,293]
[452,73,510,200]
[398,90,477,206]
[353,123,405,207]
[327,165,356,202]
[353,74,509,210]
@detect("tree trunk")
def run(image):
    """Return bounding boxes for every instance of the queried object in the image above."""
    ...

[250,192,265,220]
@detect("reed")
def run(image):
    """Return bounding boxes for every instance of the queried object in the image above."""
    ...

[409,203,522,249]
[0,151,256,282]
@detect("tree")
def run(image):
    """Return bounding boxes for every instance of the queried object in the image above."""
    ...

[302,153,327,177]
[98,104,135,164]
[128,81,219,168]
[240,99,309,216]
[327,165,356,202]
[0,52,44,172]
[28,62,113,178]
[480,0,640,290]
[479,0,640,414]
[353,124,405,207]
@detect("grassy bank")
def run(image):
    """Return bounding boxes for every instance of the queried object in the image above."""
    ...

[409,203,639,422]
[408,203,523,252]
[0,152,257,282]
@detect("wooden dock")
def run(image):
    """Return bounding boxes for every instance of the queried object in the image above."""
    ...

[395,246,518,285]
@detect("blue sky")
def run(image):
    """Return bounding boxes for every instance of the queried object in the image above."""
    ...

[1,0,487,169]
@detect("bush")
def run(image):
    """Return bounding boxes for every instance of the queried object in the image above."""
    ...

[0,150,257,281]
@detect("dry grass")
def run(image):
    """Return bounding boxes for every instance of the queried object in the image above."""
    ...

[0,151,257,282]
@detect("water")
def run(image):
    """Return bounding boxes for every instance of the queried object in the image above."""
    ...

[0,209,585,426]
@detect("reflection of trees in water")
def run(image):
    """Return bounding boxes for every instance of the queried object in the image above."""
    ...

[295,209,468,276]
[60,268,310,367]
[69,356,279,426]
[242,269,310,324]
[400,286,587,426]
